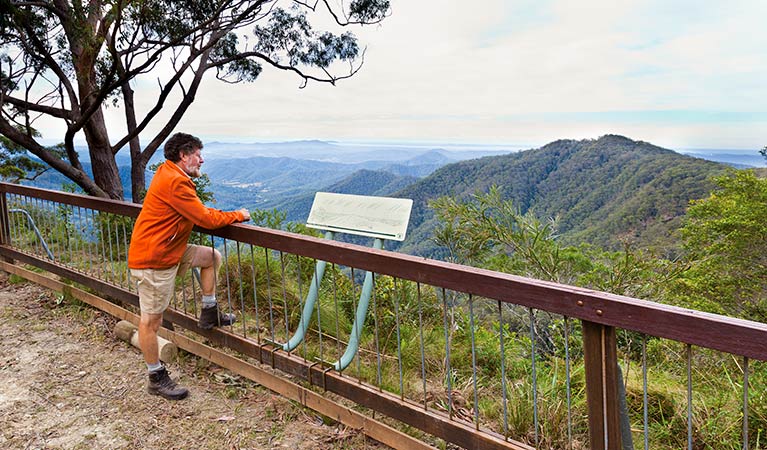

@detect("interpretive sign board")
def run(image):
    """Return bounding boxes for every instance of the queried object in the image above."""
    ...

[306,192,413,241]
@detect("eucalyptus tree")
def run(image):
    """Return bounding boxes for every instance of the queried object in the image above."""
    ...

[0,0,390,200]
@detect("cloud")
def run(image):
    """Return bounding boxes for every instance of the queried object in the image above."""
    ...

[43,0,767,150]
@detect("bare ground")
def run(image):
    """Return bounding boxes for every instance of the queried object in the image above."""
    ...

[0,272,389,450]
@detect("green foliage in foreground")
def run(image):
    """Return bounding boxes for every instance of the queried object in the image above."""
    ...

[674,170,767,319]
[429,185,682,300]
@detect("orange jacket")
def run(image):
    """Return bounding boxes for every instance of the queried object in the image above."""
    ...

[128,161,245,269]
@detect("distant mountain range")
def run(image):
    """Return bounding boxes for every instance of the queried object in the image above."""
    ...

[199,140,514,163]
[677,149,765,168]
[202,149,459,209]
[21,136,764,257]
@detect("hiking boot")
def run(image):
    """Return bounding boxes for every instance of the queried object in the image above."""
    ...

[147,367,189,400]
[198,305,237,330]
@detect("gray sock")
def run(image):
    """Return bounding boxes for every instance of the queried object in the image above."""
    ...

[147,362,163,373]
[202,294,216,309]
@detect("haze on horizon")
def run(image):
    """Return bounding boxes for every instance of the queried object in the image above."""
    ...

[38,0,767,152]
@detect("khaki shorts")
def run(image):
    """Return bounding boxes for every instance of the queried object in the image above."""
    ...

[131,244,218,314]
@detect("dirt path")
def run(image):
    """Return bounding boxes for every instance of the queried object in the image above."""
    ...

[0,273,387,449]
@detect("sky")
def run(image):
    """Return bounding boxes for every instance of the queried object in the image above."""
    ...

[87,0,767,151]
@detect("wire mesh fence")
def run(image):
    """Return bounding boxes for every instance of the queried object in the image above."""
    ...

[2,184,766,449]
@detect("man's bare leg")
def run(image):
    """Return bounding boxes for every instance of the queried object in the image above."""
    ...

[139,312,162,365]
[195,248,235,329]
[197,248,222,296]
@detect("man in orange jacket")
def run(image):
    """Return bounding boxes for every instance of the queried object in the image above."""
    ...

[128,132,250,400]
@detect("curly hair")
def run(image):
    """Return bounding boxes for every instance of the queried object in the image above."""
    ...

[163,133,203,162]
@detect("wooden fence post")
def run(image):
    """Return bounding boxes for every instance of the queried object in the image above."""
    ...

[582,320,622,450]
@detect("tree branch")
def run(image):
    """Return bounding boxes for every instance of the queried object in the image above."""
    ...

[1,94,73,120]
[295,0,390,26]
[230,49,366,86]
[13,23,79,109]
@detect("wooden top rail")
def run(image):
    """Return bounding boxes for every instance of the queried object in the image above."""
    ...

[3,182,767,361]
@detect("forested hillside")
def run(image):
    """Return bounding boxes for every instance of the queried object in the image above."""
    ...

[395,135,727,255]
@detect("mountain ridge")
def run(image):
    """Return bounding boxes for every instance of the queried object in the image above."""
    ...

[391,135,727,255]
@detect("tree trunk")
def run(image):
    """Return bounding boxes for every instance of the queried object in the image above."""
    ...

[75,46,123,200]
[131,157,147,203]
[121,81,147,203]
[83,108,123,200]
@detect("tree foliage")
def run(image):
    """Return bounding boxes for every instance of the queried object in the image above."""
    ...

[676,170,767,318]
[430,186,682,300]
[0,0,390,200]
